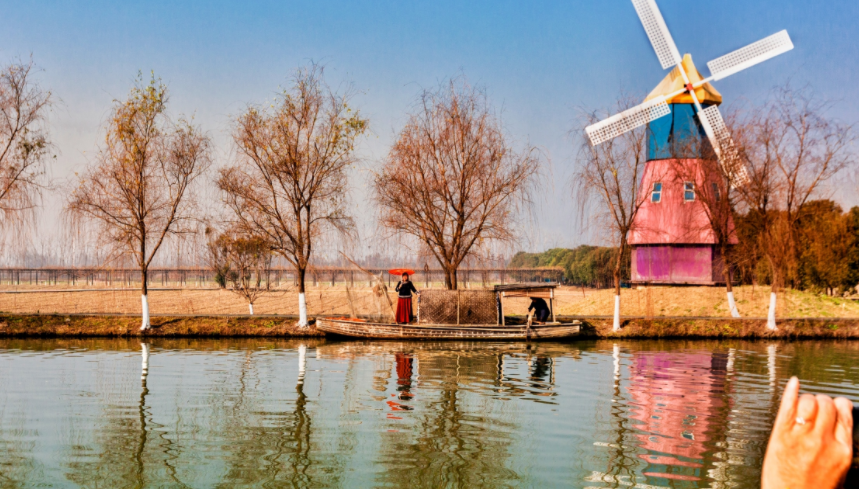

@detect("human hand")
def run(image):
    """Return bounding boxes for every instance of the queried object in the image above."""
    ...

[761,376,853,489]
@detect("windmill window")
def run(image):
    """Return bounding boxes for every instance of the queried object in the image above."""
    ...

[712,183,721,202]
[651,182,662,203]
[684,182,695,202]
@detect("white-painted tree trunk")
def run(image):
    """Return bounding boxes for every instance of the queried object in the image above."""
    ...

[297,344,307,386]
[141,343,150,381]
[612,295,621,332]
[249,303,254,315]
[140,295,151,331]
[727,291,741,318]
[298,293,308,328]
[767,292,777,330]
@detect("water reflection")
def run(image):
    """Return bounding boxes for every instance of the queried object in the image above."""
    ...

[0,338,858,487]
[626,350,729,483]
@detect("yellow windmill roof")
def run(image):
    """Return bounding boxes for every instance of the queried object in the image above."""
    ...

[644,54,722,105]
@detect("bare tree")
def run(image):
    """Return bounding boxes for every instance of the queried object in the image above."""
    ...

[373,80,539,290]
[0,58,52,235]
[217,232,272,314]
[575,98,649,331]
[66,74,211,330]
[218,65,367,327]
[738,86,854,329]
[205,225,230,288]
[668,122,744,317]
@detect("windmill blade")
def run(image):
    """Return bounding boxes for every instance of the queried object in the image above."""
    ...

[707,30,793,81]
[698,105,750,186]
[586,96,671,146]
[631,0,683,69]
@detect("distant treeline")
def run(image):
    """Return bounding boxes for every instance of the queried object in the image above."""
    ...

[508,246,629,288]
[736,200,859,295]
[510,200,859,294]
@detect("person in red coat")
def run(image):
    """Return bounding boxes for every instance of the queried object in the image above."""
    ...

[395,273,419,323]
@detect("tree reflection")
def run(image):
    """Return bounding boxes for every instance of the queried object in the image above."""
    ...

[214,343,326,488]
[65,342,189,488]
[375,348,521,488]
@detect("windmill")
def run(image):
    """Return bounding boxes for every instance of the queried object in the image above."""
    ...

[586,0,793,186]
[584,0,793,324]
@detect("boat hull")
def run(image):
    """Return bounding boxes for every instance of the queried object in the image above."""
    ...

[316,318,580,340]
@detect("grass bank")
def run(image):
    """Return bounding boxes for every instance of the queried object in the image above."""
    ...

[0,314,324,337]
[573,316,859,339]
[2,313,859,339]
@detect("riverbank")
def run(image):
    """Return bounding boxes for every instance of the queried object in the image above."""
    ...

[2,313,859,339]
[577,316,859,339]
[0,314,324,337]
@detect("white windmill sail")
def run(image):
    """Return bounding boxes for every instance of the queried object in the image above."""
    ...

[631,0,682,69]
[585,96,671,146]
[708,30,794,81]
[699,105,750,186]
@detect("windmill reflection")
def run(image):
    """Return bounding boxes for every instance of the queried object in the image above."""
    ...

[624,348,732,484]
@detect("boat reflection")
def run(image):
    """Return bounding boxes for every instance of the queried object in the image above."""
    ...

[317,341,576,487]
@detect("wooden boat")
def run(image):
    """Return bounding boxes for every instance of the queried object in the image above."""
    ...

[316,317,580,340]
[316,283,579,340]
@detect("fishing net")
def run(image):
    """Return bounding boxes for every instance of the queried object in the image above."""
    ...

[418,290,498,325]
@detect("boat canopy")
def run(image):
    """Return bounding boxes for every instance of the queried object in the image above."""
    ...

[494,283,557,299]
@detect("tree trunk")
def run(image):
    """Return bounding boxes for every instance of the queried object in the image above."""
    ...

[767,289,778,331]
[724,246,740,318]
[612,246,623,332]
[444,266,458,290]
[297,266,308,328]
[249,303,254,315]
[140,267,150,331]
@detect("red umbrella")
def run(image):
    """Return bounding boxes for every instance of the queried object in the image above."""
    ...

[388,268,415,276]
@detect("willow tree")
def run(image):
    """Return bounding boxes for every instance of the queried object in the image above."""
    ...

[373,80,539,290]
[737,87,853,330]
[218,65,367,327]
[0,58,52,234]
[67,75,211,331]
[575,98,649,332]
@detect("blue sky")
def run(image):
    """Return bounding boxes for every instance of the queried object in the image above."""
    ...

[2,0,857,254]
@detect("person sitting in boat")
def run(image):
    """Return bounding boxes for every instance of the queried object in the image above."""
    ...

[395,272,419,324]
[528,297,550,324]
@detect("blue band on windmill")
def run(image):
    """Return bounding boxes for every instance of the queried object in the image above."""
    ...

[645,55,721,161]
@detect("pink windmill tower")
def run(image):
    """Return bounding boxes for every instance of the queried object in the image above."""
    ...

[585,0,793,321]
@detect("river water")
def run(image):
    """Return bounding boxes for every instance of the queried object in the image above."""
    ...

[0,338,857,488]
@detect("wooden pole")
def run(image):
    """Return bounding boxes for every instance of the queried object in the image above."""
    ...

[345,286,358,319]
[550,288,556,323]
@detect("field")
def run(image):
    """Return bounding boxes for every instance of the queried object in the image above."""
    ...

[0,284,857,318]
